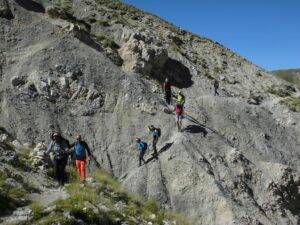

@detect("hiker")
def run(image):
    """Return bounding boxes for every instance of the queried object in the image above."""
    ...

[174,104,184,132]
[148,125,161,157]
[176,91,185,106]
[163,78,172,105]
[213,79,219,96]
[45,132,71,186]
[72,134,91,182]
[136,138,147,167]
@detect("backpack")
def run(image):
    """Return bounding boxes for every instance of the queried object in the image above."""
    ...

[74,142,86,160]
[214,80,219,88]
[141,141,148,151]
[175,104,183,115]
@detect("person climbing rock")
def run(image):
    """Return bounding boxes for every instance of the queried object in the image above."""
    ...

[176,91,185,106]
[148,125,161,157]
[45,132,71,186]
[136,138,147,167]
[213,79,219,96]
[72,134,91,183]
[163,78,172,105]
[174,104,184,132]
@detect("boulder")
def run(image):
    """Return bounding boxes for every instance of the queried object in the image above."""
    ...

[29,142,48,169]
[59,77,70,90]
[119,31,168,76]
[27,71,50,96]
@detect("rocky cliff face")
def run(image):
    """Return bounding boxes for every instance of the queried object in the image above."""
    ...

[0,0,299,224]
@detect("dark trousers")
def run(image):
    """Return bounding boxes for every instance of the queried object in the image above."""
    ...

[165,90,171,105]
[152,139,158,155]
[139,150,146,166]
[214,87,219,96]
[54,155,68,185]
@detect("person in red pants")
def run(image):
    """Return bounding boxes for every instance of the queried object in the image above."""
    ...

[72,134,91,182]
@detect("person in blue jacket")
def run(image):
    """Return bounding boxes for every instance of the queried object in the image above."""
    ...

[136,138,147,167]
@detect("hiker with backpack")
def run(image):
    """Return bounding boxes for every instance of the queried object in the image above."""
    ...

[176,91,185,106]
[136,138,147,167]
[213,79,219,96]
[45,132,71,186]
[174,104,184,132]
[163,78,172,105]
[72,134,91,182]
[148,125,161,157]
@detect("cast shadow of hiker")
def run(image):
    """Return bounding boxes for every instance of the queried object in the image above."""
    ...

[145,142,173,164]
[15,0,45,13]
[182,125,208,137]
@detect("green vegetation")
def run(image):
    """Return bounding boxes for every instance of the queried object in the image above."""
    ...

[60,0,72,13]
[47,6,91,33]
[96,20,110,27]
[94,34,120,49]
[31,168,189,225]
[267,85,292,97]
[273,69,300,90]
[280,96,300,112]
[204,72,214,80]
[213,66,222,74]
[0,171,27,216]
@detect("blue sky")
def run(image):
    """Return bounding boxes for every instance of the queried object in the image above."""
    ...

[122,0,300,71]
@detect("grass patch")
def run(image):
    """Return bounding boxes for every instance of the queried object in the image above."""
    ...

[280,96,300,112]
[94,34,120,49]
[213,66,222,74]
[273,69,300,90]
[15,145,34,171]
[30,202,45,221]
[60,0,72,13]
[267,85,292,97]
[41,168,190,224]
[96,20,110,27]
[34,213,74,225]
[204,72,214,80]
[47,6,91,33]
[0,171,27,216]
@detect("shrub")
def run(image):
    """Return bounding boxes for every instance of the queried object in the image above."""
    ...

[61,0,72,13]
[280,96,300,112]
[204,72,214,80]
[267,85,291,97]
[213,66,222,74]
[96,20,110,27]
[0,171,27,215]
[30,202,45,221]
[94,34,120,49]
[46,6,91,33]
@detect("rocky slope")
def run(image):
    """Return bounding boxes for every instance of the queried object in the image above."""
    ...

[0,128,187,225]
[0,0,299,224]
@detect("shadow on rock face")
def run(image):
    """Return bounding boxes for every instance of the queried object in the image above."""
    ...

[160,58,193,88]
[15,0,45,13]
[145,142,173,164]
[182,125,208,136]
